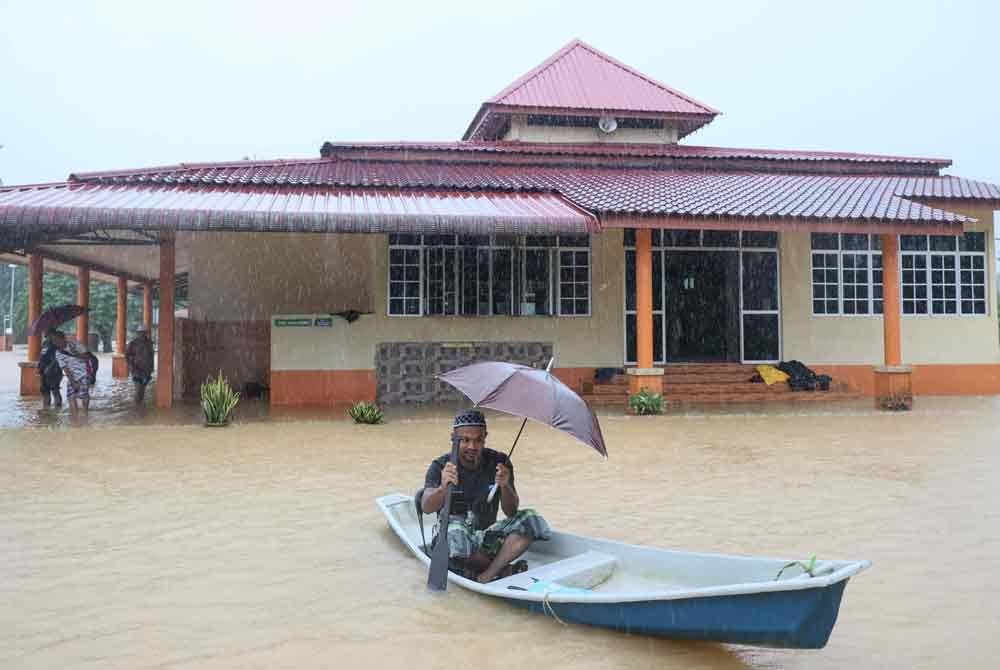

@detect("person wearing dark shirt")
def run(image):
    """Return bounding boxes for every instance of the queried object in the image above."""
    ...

[38,334,63,408]
[421,409,550,583]
[125,326,155,404]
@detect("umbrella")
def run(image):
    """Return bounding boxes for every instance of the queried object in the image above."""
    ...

[437,358,608,460]
[27,304,88,337]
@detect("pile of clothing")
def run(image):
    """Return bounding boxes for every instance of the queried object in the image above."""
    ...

[751,360,832,392]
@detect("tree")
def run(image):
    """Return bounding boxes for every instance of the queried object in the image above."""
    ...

[8,270,144,349]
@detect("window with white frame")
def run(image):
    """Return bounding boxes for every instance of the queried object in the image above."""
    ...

[810,233,883,315]
[387,234,590,317]
[388,241,422,316]
[901,233,987,315]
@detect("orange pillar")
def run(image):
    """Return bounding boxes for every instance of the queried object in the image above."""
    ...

[155,231,175,408]
[143,283,153,330]
[19,255,44,395]
[77,267,90,346]
[880,234,901,366]
[112,277,129,377]
[635,229,654,369]
[27,255,43,361]
[627,229,663,396]
[874,233,911,410]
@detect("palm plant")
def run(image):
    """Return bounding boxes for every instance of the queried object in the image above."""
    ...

[201,370,240,425]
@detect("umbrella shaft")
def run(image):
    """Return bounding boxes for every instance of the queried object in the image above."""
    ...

[507,416,529,461]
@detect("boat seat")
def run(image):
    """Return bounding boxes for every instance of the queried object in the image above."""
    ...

[493,550,618,591]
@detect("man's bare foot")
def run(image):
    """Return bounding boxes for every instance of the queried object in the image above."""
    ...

[476,560,528,584]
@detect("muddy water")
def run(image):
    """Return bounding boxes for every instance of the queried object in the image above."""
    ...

[2,363,1000,668]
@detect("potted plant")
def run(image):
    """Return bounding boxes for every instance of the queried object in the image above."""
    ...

[349,401,384,425]
[201,370,240,426]
[628,388,664,415]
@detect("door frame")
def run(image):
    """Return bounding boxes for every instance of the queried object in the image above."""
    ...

[623,232,781,365]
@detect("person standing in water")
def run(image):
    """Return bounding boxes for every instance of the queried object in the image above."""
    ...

[38,332,63,408]
[125,326,154,404]
[51,330,91,414]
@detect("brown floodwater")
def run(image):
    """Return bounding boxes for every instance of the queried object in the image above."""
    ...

[2,351,999,668]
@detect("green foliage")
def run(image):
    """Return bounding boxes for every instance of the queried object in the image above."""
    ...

[3,269,143,347]
[775,555,818,581]
[628,388,664,415]
[200,370,240,425]
[349,401,384,425]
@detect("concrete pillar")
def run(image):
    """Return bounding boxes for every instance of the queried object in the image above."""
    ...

[113,277,129,378]
[627,228,664,396]
[156,231,175,408]
[19,255,44,395]
[875,233,912,410]
[143,283,153,330]
[77,267,90,346]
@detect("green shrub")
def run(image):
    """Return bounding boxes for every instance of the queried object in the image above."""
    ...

[628,388,664,415]
[349,401,384,425]
[201,370,240,425]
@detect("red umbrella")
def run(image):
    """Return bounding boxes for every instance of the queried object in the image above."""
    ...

[437,358,608,460]
[27,304,88,337]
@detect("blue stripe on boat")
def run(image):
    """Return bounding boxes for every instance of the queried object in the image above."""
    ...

[515,580,848,649]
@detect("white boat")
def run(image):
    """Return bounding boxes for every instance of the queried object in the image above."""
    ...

[378,492,871,648]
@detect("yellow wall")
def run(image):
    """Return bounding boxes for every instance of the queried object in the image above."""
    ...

[188,232,376,321]
[780,205,999,365]
[196,231,627,370]
[504,114,679,144]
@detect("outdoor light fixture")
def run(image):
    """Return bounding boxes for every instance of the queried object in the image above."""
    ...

[597,116,618,134]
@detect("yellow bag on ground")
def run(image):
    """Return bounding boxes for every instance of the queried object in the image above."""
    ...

[756,364,789,386]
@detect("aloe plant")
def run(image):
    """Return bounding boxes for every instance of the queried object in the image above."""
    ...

[628,389,664,415]
[201,370,240,425]
[349,401,384,425]
[775,555,818,580]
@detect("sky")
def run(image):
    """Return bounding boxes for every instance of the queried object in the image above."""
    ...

[1,0,999,189]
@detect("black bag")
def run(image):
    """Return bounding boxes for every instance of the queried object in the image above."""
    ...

[86,352,99,385]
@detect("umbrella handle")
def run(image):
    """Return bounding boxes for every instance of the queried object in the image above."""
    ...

[487,415,530,504]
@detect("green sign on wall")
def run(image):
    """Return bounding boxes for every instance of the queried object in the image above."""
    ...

[274,318,313,327]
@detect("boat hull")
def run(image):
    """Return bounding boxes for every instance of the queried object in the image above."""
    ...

[514,579,847,649]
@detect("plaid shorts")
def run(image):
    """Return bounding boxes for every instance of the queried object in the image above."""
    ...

[442,509,551,560]
[66,382,89,399]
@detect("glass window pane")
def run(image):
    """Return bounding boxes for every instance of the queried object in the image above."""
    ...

[492,249,513,315]
[901,235,928,251]
[742,231,778,248]
[742,252,778,311]
[930,235,957,252]
[522,249,551,315]
[960,232,986,252]
[842,233,869,250]
[625,313,637,363]
[623,229,636,247]
[625,250,636,311]
[743,314,780,361]
[558,234,590,248]
[389,234,421,246]
[663,230,700,247]
[703,230,739,247]
[811,233,839,250]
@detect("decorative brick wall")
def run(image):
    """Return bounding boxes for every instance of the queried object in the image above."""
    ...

[376,341,553,405]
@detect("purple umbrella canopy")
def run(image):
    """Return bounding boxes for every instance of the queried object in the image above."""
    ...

[27,304,88,337]
[437,360,607,459]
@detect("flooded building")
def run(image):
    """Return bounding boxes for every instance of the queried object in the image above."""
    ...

[2,40,999,408]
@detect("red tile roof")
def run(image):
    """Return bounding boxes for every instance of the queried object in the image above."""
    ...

[60,156,1000,225]
[0,184,596,235]
[487,40,718,115]
[464,40,718,140]
[319,141,952,172]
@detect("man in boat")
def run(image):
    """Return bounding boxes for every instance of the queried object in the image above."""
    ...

[421,409,551,583]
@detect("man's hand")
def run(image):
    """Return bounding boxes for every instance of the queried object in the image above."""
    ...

[440,462,458,490]
[495,463,512,490]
